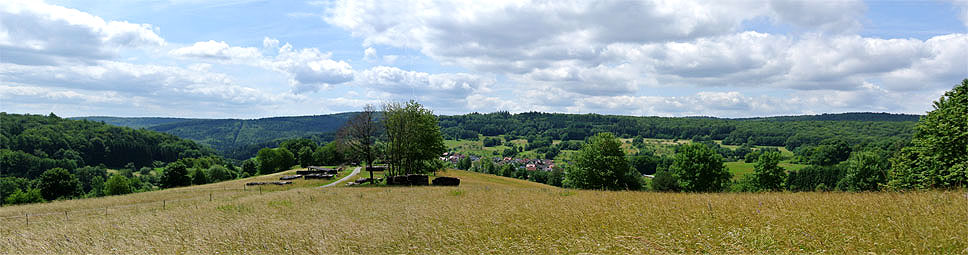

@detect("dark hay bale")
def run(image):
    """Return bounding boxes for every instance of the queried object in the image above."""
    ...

[406,174,429,186]
[304,174,335,179]
[432,177,461,186]
[280,175,302,180]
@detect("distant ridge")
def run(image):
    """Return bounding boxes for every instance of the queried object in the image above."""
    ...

[732,112,921,122]
[72,112,919,160]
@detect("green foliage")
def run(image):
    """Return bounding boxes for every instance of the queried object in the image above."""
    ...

[457,156,472,170]
[889,79,968,189]
[797,139,852,166]
[37,168,81,200]
[669,143,732,192]
[241,159,258,176]
[840,152,887,191]
[563,133,642,190]
[752,151,786,191]
[103,174,132,196]
[787,165,844,192]
[650,169,679,192]
[257,148,296,174]
[0,113,214,176]
[191,168,209,185]
[206,165,234,182]
[499,164,515,177]
[84,114,355,160]
[312,142,345,166]
[4,187,45,205]
[87,176,105,197]
[161,161,191,188]
[482,137,502,147]
[297,146,314,168]
[383,101,446,176]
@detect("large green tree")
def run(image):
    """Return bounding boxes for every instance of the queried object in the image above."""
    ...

[752,151,786,191]
[563,132,642,190]
[382,101,446,177]
[103,174,133,196]
[669,143,732,192]
[37,168,81,200]
[889,79,968,189]
[161,161,191,188]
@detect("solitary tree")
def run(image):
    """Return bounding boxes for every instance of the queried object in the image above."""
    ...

[339,105,381,183]
[103,174,132,196]
[382,101,446,177]
[752,151,786,191]
[669,143,732,192]
[563,132,642,190]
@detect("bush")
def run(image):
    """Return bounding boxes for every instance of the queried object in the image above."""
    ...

[650,170,679,192]
[4,188,45,205]
[103,174,132,196]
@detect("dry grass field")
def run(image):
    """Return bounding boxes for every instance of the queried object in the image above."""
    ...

[1,169,966,254]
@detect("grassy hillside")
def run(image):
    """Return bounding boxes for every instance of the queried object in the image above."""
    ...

[2,169,965,254]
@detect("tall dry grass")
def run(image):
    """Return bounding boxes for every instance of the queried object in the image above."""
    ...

[1,170,965,254]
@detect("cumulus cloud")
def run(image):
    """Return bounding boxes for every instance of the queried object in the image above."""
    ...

[0,61,278,105]
[170,38,354,93]
[169,40,261,61]
[0,1,165,65]
[320,0,968,112]
[354,66,494,108]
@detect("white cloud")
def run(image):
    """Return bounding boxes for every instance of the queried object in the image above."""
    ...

[171,38,355,93]
[0,61,281,106]
[169,40,261,61]
[0,1,165,65]
[354,66,494,109]
[363,47,377,61]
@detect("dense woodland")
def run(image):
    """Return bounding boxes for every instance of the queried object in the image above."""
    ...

[438,112,917,150]
[0,113,234,205]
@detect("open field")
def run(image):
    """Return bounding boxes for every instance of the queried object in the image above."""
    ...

[725,162,809,179]
[2,170,966,254]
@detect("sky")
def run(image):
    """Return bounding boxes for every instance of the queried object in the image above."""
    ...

[1,0,966,118]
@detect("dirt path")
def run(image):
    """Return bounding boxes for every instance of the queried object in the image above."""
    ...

[319,166,361,188]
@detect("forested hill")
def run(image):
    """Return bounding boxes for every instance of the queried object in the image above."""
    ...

[1,113,216,178]
[437,112,920,149]
[72,112,919,160]
[73,113,356,159]
[734,112,921,122]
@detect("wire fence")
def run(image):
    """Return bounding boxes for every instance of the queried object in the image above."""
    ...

[0,185,275,226]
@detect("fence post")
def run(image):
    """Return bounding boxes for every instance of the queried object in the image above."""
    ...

[25,213,28,226]
[259,186,262,195]
[210,193,213,202]
[163,200,166,210]
[65,211,68,221]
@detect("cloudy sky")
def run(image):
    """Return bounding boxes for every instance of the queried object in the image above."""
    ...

[1,0,966,118]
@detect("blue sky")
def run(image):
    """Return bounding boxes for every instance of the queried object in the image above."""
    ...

[1,0,966,118]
